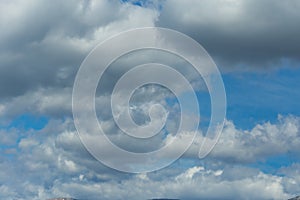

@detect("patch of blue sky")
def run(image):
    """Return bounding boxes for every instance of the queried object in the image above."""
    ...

[248,154,295,175]
[120,0,164,10]
[120,0,147,7]
[223,67,300,129]
[0,114,47,157]
[165,95,178,107]
[167,157,204,170]
[7,114,48,131]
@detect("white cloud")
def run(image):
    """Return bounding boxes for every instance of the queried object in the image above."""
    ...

[35,164,290,200]
[0,115,299,199]
[172,115,300,164]
[209,115,300,163]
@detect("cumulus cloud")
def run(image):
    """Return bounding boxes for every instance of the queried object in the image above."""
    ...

[177,115,300,164]
[210,115,300,162]
[44,165,290,200]
[0,115,300,199]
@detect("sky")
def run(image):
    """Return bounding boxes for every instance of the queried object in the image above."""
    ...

[0,0,300,199]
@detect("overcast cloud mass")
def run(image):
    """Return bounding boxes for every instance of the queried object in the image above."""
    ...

[0,0,300,199]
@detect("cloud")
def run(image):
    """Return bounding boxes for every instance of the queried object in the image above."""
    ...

[0,0,158,99]
[47,166,290,200]
[177,115,300,164]
[280,163,300,195]
[157,0,300,70]
[0,115,299,199]
[0,1,299,199]
[210,115,300,163]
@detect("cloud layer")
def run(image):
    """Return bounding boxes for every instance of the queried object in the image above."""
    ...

[1,115,300,199]
[157,0,300,70]
[0,0,300,199]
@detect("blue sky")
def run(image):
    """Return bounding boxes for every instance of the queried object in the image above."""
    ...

[224,67,300,129]
[0,0,300,199]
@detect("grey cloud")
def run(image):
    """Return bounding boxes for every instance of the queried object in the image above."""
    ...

[0,0,159,123]
[280,164,300,195]
[0,0,158,99]
[0,87,72,123]
[157,0,300,70]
